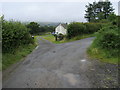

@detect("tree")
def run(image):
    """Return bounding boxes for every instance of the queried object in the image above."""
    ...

[26,22,40,34]
[107,13,116,22]
[85,3,94,22]
[85,0,114,22]
[117,16,120,27]
[102,1,114,19]
[97,12,105,20]
[0,15,4,41]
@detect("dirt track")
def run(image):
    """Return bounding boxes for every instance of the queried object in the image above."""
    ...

[3,37,118,88]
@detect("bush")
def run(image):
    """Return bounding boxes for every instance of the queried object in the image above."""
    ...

[67,22,86,39]
[57,33,64,41]
[92,26,119,56]
[99,31,119,49]
[99,19,109,23]
[26,22,40,35]
[84,23,102,34]
[2,20,34,53]
[67,22,102,39]
[117,16,120,27]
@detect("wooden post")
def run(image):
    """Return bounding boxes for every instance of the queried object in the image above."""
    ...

[55,35,57,41]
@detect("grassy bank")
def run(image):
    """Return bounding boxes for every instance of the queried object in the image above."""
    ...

[87,44,118,64]
[2,36,38,70]
[2,44,36,70]
[87,26,119,64]
[40,34,94,44]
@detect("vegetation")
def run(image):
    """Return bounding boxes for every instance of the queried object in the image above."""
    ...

[84,23,102,33]
[84,0,119,64]
[2,44,36,70]
[117,16,120,27]
[67,22,102,39]
[2,16,37,70]
[85,0,114,22]
[67,22,86,39]
[40,35,64,44]
[87,23,119,64]
[40,34,94,44]
[26,22,55,35]
[1,0,119,70]
[85,1,119,64]
[2,19,34,53]
[26,22,40,35]
[39,25,55,33]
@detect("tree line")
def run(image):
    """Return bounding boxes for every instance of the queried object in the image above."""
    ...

[85,0,114,22]
[26,22,55,35]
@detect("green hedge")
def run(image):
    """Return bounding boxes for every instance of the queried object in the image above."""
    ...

[117,16,120,27]
[84,23,102,34]
[67,22,102,39]
[2,20,34,53]
[67,22,86,39]
[92,26,119,57]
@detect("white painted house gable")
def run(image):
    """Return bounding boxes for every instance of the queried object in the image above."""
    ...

[55,24,67,35]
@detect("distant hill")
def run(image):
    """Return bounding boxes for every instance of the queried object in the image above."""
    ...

[38,22,60,26]
[22,21,60,26]
[22,22,67,27]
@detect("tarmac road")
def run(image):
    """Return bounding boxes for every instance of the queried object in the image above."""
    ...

[3,37,118,88]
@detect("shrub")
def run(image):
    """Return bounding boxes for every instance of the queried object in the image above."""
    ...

[67,22,102,39]
[92,26,119,56]
[99,19,109,23]
[99,31,119,49]
[84,23,102,34]
[2,20,34,53]
[117,16,120,27]
[57,33,64,41]
[67,22,86,39]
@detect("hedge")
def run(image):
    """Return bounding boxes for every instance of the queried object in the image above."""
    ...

[93,26,119,56]
[2,20,34,53]
[67,22,102,39]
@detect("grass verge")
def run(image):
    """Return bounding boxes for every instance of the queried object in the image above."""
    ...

[40,34,94,44]
[2,39,37,70]
[87,44,118,64]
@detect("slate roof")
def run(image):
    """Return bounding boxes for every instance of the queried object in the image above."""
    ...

[61,24,67,29]
[56,23,67,29]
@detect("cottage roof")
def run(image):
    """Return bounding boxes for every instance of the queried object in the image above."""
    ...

[61,24,67,29]
[56,23,67,29]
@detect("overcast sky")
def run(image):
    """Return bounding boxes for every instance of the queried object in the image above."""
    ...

[0,0,119,22]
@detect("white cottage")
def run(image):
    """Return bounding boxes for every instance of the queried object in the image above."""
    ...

[55,24,67,35]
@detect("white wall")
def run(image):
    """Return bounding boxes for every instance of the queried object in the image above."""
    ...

[55,24,67,35]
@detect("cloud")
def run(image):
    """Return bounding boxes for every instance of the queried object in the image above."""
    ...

[1,1,118,22]
[1,0,119,2]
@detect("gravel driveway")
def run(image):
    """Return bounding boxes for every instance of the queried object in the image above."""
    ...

[3,37,118,88]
